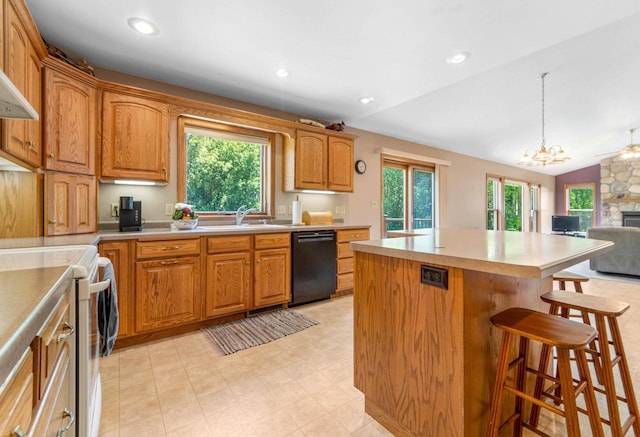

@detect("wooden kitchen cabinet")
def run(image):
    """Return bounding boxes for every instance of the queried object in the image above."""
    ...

[283,128,356,192]
[1,0,45,169]
[336,228,369,293]
[0,349,33,437]
[100,90,169,183]
[135,239,201,333]
[98,240,133,338]
[205,235,251,318]
[44,172,97,235]
[254,233,290,308]
[42,57,98,175]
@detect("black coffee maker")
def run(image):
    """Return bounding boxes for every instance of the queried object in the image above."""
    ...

[119,196,142,232]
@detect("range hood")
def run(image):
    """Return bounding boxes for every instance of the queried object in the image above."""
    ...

[0,68,38,120]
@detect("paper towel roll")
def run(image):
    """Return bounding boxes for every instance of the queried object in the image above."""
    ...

[292,200,303,225]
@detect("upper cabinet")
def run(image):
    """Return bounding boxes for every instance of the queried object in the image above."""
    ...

[1,0,46,169]
[283,128,355,192]
[100,89,169,183]
[42,58,97,175]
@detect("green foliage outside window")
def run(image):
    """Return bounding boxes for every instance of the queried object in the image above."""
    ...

[186,133,262,213]
[504,183,523,231]
[413,169,433,229]
[567,187,594,232]
[383,167,405,232]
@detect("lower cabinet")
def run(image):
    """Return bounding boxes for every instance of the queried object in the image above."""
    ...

[135,239,201,333]
[336,228,370,293]
[205,236,251,318]
[0,349,33,436]
[254,233,290,308]
[98,241,133,338]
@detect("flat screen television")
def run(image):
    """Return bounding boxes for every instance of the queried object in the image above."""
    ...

[551,215,580,233]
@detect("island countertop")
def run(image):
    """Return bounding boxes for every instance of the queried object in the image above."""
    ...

[350,228,614,279]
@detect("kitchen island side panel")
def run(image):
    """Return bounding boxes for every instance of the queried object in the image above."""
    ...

[461,269,552,435]
[353,251,465,436]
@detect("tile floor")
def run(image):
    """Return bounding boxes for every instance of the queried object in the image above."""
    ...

[99,276,640,436]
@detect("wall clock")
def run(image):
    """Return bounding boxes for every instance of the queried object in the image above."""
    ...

[355,160,367,174]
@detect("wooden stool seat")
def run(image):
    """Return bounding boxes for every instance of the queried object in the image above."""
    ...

[534,291,640,436]
[488,307,603,437]
[553,270,589,293]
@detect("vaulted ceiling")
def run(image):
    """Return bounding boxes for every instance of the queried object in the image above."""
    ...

[25,0,640,175]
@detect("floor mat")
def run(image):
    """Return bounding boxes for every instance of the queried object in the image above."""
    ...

[202,309,319,355]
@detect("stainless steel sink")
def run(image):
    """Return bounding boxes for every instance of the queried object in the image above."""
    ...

[198,224,287,231]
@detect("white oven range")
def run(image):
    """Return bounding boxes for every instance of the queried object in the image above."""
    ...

[0,245,111,437]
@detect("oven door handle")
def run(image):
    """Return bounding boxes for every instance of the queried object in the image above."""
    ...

[90,257,113,294]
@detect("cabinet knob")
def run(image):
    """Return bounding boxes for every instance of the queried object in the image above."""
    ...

[11,426,25,437]
[56,322,75,343]
[27,141,36,148]
[49,219,58,224]
[56,408,75,437]
[162,167,167,173]
[49,153,56,159]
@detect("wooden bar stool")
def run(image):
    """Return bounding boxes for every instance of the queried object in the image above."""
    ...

[488,307,603,437]
[533,291,640,436]
[553,270,589,293]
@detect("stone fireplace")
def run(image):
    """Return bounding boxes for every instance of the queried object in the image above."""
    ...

[600,156,640,226]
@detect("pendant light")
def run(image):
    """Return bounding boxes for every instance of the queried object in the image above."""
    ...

[619,128,640,159]
[517,73,570,166]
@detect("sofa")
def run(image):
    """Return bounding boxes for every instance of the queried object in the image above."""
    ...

[587,227,640,276]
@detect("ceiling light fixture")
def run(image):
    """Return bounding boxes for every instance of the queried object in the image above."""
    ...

[275,68,289,78]
[359,96,374,105]
[619,128,640,159]
[446,52,470,64]
[127,17,159,35]
[517,73,570,166]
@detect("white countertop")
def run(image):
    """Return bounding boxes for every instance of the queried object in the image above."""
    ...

[351,229,614,278]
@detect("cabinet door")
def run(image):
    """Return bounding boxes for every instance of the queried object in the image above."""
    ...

[45,173,97,236]
[295,131,327,190]
[24,44,42,167]
[328,137,354,192]
[205,252,251,318]
[101,91,169,182]
[2,4,33,165]
[254,248,290,308]
[135,256,201,332]
[99,241,132,338]
[0,349,33,436]
[44,66,96,174]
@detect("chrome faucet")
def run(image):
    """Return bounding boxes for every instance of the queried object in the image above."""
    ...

[235,206,257,225]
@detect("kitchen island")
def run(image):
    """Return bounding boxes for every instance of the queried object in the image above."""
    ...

[350,229,614,437]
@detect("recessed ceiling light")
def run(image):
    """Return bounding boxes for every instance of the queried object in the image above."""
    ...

[127,17,159,36]
[446,52,470,64]
[359,96,374,104]
[276,68,289,78]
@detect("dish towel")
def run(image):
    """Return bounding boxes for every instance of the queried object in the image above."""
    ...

[98,262,119,356]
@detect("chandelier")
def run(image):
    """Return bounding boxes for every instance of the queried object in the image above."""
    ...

[517,73,570,166]
[619,128,640,159]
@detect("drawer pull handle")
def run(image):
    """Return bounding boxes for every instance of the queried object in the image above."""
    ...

[161,246,180,251]
[160,260,178,265]
[56,408,75,437]
[57,322,75,343]
[11,426,25,437]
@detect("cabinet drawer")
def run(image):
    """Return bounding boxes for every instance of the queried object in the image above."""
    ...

[136,238,200,259]
[38,293,72,399]
[254,233,290,250]
[337,257,354,275]
[0,349,33,437]
[336,229,369,243]
[336,273,354,291]
[30,344,72,437]
[207,235,252,254]
[337,242,353,259]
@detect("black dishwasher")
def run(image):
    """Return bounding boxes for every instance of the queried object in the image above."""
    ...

[291,230,337,306]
